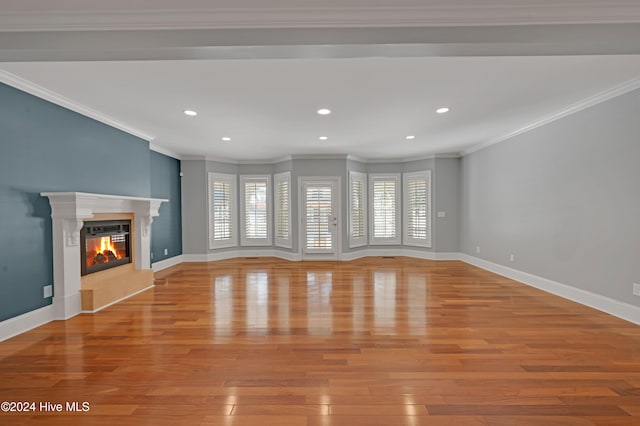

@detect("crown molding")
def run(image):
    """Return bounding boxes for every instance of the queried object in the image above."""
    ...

[178,152,462,165]
[0,70,154,142]
[365,152,462,163]
[346,154,368,164]
[405,152,462,161]
[204,155,239,164]
[237,155,292,165]
[464,76,640,156]
[2,4,640,31]
[149,143,182,160]
[181,155,207,161]
[289,154,349,160]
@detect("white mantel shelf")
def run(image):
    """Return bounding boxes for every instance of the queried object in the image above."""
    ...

[41,192,168,320]
[41,192,167,201]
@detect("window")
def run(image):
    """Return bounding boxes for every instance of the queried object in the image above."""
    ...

[274,171,292,248]
[369,173,401,245]
[403,170,432,247]
[240,175,272,246]
[208,172,237,249]
[348,171,367,248]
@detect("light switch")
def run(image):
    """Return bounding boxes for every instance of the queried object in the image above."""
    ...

[437,211,446,218]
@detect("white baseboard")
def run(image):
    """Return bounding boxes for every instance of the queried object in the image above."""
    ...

[342,247,449,261]
[184,247,450,263]
[52,292,82,320]
[0,304,55,342]
[459,253,640,325]
[152,254,184,272]
[182,253,213,262]
[272,250,301,261]
[184,249,301,262]
[434,252,461,261]
[340,249,371,261]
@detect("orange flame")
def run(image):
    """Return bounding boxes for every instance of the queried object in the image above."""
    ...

[99,237,119,257]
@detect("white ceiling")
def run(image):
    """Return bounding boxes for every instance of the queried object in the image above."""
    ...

[2,1,640,162]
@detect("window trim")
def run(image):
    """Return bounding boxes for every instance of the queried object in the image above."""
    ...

[208,172,238,249]
[403,170,432,248]
[348,171,368,248]
[274,171,292,249]
[369,173,401,245]
[239,174,272,247]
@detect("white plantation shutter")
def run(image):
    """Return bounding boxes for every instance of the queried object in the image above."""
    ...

[406,178,427,238]
[373,180,396,238]
[403,171,432,247]
[305,186,333,250]
[240,175,272,246]
[369,174,401,245]
[274,172,292,248]
[244,181,268,239]
[213,181,232,240]
[208,173,237,249]
[349,171,367,248]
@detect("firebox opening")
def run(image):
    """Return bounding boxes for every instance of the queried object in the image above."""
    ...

[81,220,132,276]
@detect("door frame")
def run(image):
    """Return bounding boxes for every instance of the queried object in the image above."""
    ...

[297,176,342,260]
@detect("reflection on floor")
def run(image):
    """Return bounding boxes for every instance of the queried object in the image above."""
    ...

[1,257,639,425]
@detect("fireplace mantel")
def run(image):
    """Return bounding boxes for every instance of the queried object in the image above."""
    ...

[41,192,168,319]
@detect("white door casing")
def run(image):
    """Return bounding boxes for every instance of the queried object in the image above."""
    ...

[299,177,341,260]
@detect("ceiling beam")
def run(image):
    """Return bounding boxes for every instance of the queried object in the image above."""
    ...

[2,24,640,62]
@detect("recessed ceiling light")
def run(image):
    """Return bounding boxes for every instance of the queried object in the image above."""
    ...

[436,107,450,114]
[183,110,198,116]
[221,137,231,141]
[317,108,331,115]
[319,136,328,141]
[405,135,416,140]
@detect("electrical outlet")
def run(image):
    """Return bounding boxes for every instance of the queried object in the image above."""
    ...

[633,283,640,297]
[151,252,154,260]
[437,211,446,218]
[476,246,480,254]
[43,285,53,298]
[509,254,515,262]
[164,248,168,255]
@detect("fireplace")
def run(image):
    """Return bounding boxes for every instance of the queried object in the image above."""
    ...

[80,220,131,276]
[41,192,166,317]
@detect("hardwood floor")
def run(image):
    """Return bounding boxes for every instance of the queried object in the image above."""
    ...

[1,257,639,425]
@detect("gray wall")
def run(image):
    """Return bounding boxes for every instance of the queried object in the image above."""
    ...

[181,156,459,257]
[181,160,208,255]
[460,88,640,306]
[0,82,182,322]
[433,158,460,253]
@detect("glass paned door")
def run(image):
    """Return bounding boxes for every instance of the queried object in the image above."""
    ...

[301,179,339,259]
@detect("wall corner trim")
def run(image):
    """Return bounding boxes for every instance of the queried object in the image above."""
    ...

[459,253,640,326]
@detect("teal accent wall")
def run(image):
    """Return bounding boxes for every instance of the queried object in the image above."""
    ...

[150,151,182,262]
[0,83,181,322]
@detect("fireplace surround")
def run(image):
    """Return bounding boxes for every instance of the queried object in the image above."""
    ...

[41,192,167,319]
